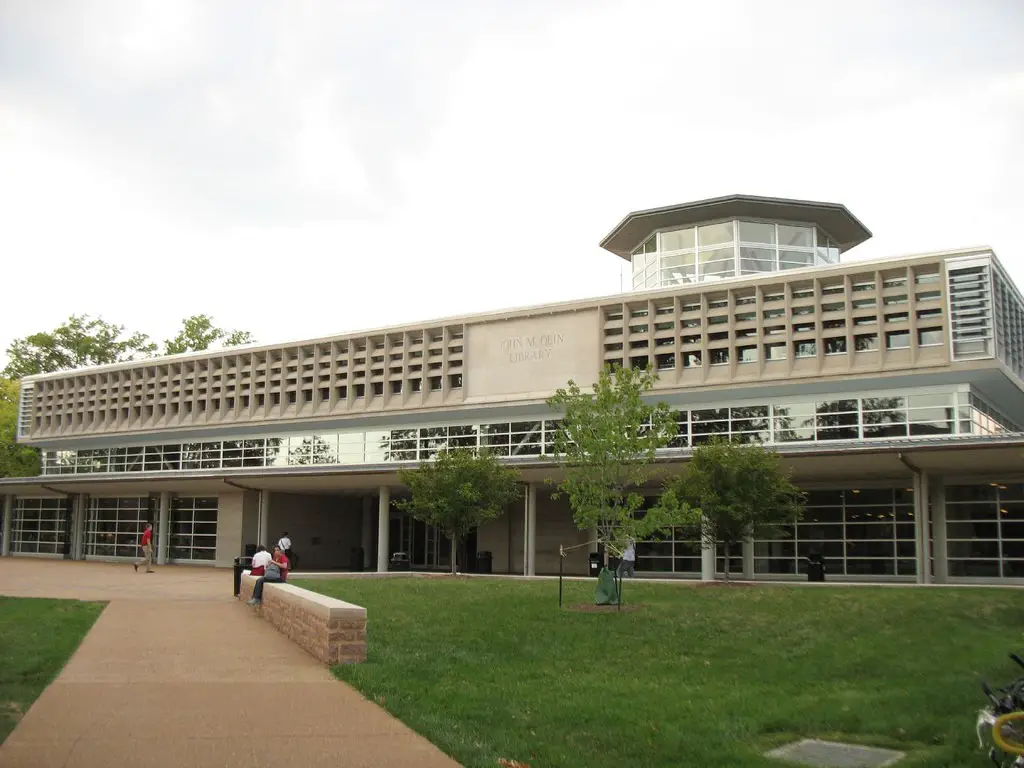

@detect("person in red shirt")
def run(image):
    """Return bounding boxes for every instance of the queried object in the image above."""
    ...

[134,523,154,573]
[247,546,288,605]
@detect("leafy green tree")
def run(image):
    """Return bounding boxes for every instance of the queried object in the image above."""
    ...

[656,437,804,581]
[0,378,40,477]
[163,314,255,355]
[547,364,681,564]
[396,447,520,574]
[2,315,157,378]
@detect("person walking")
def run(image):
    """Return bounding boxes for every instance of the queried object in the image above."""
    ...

[277,531,296,570]
[134,523,154,573]
[617,537,636,579]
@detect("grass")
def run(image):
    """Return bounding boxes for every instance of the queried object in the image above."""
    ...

[297,577,1024,768]
[0,597,105,744]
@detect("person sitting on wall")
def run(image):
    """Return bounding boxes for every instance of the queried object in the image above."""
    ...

[247,546,289,606]
[250,545,271,577]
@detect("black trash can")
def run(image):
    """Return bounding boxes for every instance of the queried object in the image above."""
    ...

[476,551,493,574]
[350,546,365,572]
[588,552,601,577]
[389,552,411,571]
[233,556,253,597]
[806,553,826,582]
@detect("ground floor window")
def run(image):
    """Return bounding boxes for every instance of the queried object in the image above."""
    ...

[169,497,217,562]
[755,487,917,577]
[12,498,69,555]
[945,482,1024,578]
[85,496,153,558]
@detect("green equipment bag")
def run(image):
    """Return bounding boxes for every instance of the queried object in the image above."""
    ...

[594,567,620,605]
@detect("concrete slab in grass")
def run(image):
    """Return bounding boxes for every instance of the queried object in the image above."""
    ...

[766,739,905,767]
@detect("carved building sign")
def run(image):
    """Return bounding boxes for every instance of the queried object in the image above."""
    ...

[465,311,599,400]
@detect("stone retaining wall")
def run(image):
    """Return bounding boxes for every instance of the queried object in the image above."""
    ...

[239,573,367,664]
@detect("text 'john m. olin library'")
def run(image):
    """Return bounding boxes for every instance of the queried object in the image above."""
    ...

[4,194,1024,583]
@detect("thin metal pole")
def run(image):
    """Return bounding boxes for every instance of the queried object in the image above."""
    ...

[559,553,564,608]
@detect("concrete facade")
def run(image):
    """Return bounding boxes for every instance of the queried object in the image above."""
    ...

[3,195,1024,584]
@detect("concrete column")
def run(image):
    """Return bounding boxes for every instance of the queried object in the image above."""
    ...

[258,490,270,548]
[156,492,170,566]
[525,483,537,577]
[2,495,13,556]
[361,495,373,569]
[589,526,599,553]
[929,476,948,584]
[913,473,932,585]
[377,487,390,573]
[700,517,715,582]
[69,495,85,560]
[741,534,755,580]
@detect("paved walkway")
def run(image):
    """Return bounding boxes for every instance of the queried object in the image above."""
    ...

[0,559,460,768]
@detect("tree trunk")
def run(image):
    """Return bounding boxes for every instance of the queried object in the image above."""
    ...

[723,541,730,583]
[450,536,457,575]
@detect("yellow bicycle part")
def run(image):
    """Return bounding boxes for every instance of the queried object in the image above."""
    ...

[993,712,1024,756]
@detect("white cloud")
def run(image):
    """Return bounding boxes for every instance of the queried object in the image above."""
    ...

[0,0,1022,369]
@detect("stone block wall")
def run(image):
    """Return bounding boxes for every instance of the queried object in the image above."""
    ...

[239,574,367,664]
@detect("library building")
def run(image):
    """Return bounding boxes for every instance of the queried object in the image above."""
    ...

[3,194,1024,584]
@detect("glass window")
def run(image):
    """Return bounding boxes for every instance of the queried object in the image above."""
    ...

[824,337,847,355]
[660,228,695,251]
[886,330,911,350]
[918,327,943,346]
[709,348,729,365]
[764,343,787,361]
[739,247,776,274]
[778,225,813,248]
[738,345,758,364]
[698,247,735,278]
[697,221,734,247]
[738,221,776,244]
[794,341,816,358]
[683,351,702,368]
[855,333,879,352]
[779,250,815,270]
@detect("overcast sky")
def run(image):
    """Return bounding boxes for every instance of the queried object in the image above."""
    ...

[1,0,1022,368]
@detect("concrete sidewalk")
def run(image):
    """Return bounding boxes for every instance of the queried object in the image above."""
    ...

[0,560,460,768]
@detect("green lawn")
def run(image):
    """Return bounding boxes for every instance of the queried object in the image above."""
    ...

[0,597,105,744]
[298,577,1024,768]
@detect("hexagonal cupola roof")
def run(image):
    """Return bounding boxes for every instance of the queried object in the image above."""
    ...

[598,193,872,260]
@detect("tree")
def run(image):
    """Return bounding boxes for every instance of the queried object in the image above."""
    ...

[2,315,157,379]
[163,314,256,355]
[396,447,520,575]
[0,378,40,477]
[655,437,804,581]
[546,364,681,564]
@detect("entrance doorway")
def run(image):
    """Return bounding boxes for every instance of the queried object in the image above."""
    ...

[389,515,479,572]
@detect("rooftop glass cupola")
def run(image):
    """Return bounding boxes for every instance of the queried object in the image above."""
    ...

[599,194,872,292]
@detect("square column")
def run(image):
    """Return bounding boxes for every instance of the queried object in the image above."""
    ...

[914,473,932,584]
[69,495,85,560]
[701,518,715,582]
[258,490,270,548]
[524,483,537,577]
[377,487,390,573]
[742,534,755,580]
[156,492,170,566]
[929,476,948,584]
[1,495,12,557]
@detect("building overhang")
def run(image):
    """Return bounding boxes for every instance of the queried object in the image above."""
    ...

[599,193,873,259]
